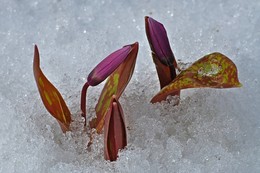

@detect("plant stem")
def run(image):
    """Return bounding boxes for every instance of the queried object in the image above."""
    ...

[81,82,89,126]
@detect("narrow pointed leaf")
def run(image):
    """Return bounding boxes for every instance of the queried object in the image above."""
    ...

[90,42,138,133]
[151,52,242,103]
[81,45,132,123]
[104,96,127,161]
[33,45,71,132]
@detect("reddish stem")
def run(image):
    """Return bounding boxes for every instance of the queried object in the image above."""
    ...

[169,64,177,82]
[81,82,89,126]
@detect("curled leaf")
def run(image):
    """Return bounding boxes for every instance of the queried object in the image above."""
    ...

[151,52,242,103]
[145,16,178,89]
[91,42,138,133]
[104,96,127,161]
[33,45,71,132]
[81,45,132,124]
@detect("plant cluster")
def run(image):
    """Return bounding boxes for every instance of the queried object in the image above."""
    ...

[33,16,241,161]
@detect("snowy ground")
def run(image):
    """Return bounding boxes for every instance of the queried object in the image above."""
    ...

[0,0,260,172]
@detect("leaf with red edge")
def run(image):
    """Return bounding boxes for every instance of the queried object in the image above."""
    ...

[33,45,71,132]
[104,96,127,161]
[90,42,138,133]
[151,52,242,103]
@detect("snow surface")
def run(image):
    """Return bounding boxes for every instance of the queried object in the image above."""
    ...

[0,0,260,172]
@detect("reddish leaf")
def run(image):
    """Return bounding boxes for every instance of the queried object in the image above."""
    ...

[33,45,71,132]
[90,42,138,133]
[151,52,242,103]
[104,96,127,161]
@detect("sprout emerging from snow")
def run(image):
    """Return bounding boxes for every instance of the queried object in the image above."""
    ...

[33,16,241,163]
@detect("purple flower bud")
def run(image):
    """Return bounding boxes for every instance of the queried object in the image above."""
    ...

[145,16,177,67]
[87,45,132,86]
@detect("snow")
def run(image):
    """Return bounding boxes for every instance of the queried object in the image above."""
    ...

[0,0,260,172]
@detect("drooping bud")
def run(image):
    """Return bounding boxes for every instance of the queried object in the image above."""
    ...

[87,45,132,86]
[81,43,138,125]
[91,42,138,133]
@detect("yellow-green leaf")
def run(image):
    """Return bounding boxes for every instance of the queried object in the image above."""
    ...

[151,52,242,103]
